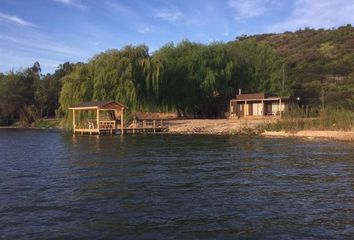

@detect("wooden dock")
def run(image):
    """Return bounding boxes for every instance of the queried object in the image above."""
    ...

[73,120,167,135]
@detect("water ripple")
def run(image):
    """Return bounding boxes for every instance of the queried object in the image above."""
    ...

[0,130,353,239]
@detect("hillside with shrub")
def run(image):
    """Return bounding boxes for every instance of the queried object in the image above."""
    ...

[239,24,354,108]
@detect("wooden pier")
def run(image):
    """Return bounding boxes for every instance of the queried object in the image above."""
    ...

[69,101,167,135]
[74,119,167,135]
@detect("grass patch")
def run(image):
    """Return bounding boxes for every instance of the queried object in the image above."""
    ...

[261,106,354,132]
[32,118,61,129]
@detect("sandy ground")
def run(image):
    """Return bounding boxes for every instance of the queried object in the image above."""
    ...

[164,119,354,141]
[164,119,275,134]
[262,130,354,141]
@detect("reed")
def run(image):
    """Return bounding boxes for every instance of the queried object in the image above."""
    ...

[262,105,354,132]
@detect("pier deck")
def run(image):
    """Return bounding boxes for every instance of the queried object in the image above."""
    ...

[74,120,167,135]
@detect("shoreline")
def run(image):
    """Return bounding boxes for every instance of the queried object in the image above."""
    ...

[2,119,354,141]
[164,119,354,141]
[261,130,354,141]
[0,126,63,132]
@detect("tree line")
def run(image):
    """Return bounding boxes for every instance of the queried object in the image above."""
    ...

[57,40,284,127]
[1,25,353,127]
[0,62,74,126]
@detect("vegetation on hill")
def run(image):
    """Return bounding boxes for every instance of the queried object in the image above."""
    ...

[241,24,354,108]
[0,25,353,127]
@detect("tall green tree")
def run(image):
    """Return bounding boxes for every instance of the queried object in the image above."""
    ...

[155,41,234,116]
[0,68,40,125]
[226,40,286,95]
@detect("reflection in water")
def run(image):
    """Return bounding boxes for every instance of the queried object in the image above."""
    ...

[72,135,102,153]
[0,130,354,239]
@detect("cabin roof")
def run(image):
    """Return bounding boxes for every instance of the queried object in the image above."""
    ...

[232,93,290,102]
[69,100,126,110]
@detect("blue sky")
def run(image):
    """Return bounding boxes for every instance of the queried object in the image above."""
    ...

[1,0,354,74]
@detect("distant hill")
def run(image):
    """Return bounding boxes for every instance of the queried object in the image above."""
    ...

[235,25,354,108]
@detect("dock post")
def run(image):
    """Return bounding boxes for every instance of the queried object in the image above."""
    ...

[72,109,76,133]
[133,120,136,134]
[261,99,264,121]
[96,108,100,132]
[153,120,156,133]
[121,108,124,135]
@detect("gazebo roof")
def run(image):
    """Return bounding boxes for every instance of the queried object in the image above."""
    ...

[69,100,126,110]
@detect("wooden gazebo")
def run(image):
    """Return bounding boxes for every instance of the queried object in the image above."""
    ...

[68,101,126,135]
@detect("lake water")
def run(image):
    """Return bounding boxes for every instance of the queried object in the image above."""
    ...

[0,129,353,239]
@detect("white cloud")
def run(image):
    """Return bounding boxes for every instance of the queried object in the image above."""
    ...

[0,48,64,73]
[228,0,273,20]
[53,0,86,10]
[155,9,184,23]
[0,30,89,73]
[222,27,230,37]
[0,34,82,56]
[269,0,354,32]
[154,7,203,27]
[0,12,36,27]
[138,26,154,34]
[106,1,132,14]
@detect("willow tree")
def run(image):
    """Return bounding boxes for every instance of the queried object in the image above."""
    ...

[153,41,234,117]
[59,45,164,127]
[226,40,286,95]
[58,63,93,127]
[88,45,164,110]
[196,43,234,116]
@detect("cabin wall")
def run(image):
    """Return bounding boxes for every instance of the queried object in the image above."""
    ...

[266,102,286,115]
[229,100,288,118]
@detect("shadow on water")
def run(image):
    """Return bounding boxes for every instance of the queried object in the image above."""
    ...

[0,129,354,239]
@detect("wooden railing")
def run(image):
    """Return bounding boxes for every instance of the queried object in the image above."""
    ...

[129,119,164,133]
[75,119,165,134]
[99,120,116,129]
[76,120,117,129]
[76,120,96,129]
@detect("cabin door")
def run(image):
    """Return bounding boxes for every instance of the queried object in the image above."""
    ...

[237,103,244,116]
[266,103,272,115]
[231,102,237,115]
[252,103,263,116]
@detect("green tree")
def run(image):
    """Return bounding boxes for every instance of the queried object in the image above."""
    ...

[0,68,40,125]
[226,40,286,95]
